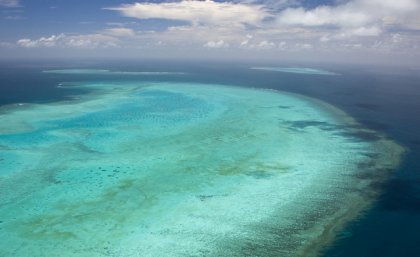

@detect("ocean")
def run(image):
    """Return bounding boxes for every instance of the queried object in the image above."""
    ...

[0,60,419,256]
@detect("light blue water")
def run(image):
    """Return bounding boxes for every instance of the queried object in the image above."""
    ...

[0,74,404,257]
[53,90,212,128]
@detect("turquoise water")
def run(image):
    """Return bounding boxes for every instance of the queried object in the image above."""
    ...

[0,74,403,256]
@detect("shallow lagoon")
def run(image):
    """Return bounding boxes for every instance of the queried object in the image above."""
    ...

[0,75,403,256]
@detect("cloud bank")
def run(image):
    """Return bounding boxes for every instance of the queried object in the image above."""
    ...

[106,0,269,26]
[17,33,119,48]
[6,0,420,64]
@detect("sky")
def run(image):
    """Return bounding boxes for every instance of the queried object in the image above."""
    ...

[0,0,419,65]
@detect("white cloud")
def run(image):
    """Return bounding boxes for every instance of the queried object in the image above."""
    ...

[9,0,420,62]
[17,34,119,49]
[237,0,298,10]
[240,39,250,47]
[102,28,136,37]
[257,40,276,49]
[362,0,419,13]
[346,26,382,37]
[278,41,287,49]
[17,34,64,48]
[239,36,277,50]
[392,34,402,44]
[0,0,20,7]
[273,0,420,48]
[320,26,382,42]
[97,0,420,55]
[276,0,420,29]
[276,6,371,28]
[107,0,269,26]
[204,40,229,48]
[65,34,119,48]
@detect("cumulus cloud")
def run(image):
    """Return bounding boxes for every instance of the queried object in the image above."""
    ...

[10,0,420,61]
[102,27,136,37]
[256,40,276,49]
[17,34,119,48]
[276,0,419,29]
[236,0,298,10]
[107,0,270,26]
[0,0,20,7]
[65,34,119,48]
[239,35,277,50]
[276,6,371,28]
[273,0,420,48]
[204,40,229,48]
[320,26,382,42]
[17,35,64,48]
[101,0,420,52]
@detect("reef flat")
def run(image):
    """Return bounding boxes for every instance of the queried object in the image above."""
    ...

[0,79,403,257]
[251,67,339,75]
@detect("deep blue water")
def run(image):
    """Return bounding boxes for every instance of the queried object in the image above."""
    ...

[0,60,419,256]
